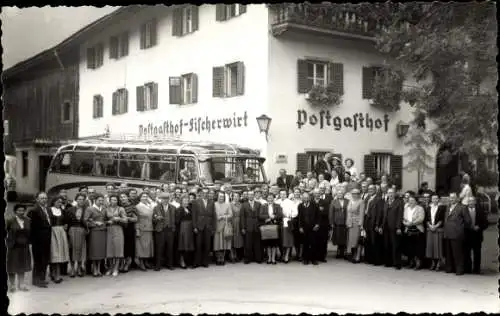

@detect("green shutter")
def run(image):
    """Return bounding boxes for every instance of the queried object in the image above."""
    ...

[216,4,227,21]
[112,91,118,115]
[362,67,373,99]
[150,19,157,46]
[151,83,159,109]
[169,77,182,104]
[140,24,146,49]
[192,6,199,31]
[364,154,377,180]
[212,66,225,97]
[121,31,129,57]
[390,155,403,190]
[99,95,103,117]
[297,59,309,93]
[191,74,198,104]
[172,8,183,36]
[93,96,97,118]
[136,86,145,112]
[86,47,95,69]
[109,36,118,59]
[236,62,245,96]
[123,89,128,114]
[239,4,247,14]
[296,153,309,175]
[329,62,344,95]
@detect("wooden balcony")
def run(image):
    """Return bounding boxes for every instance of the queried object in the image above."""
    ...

[270,3,383,42]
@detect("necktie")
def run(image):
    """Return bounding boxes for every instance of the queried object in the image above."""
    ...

[42,207,51,225]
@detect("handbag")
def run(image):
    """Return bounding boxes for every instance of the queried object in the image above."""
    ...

[260,224,279,240]
[223,216,233,238]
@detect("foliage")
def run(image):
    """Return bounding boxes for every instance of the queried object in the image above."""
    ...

[475,166,498,187]
[370,67,404,112]
[404,110,434,186]
[306,84,343,107]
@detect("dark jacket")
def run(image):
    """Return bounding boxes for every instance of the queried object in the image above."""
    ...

[424,204,446,227]
[240,200,262,232]
[6,216,31,249]
[290,176,302,190]
[191,198,216,232]
[382,197,405,231]
[315,160,332,181]
[443,203,472,240]
[258,203,283,225]
[276,175,294,192]
[153,203,179,232]
[298,201,320,230]
[329,198,349,227]
[316,198,331,227]
[64,206,87,228]
[27,204,52,243]
[364,195,384,230]
[464,203,489,242]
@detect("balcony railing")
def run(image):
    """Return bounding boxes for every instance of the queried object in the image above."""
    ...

[270,3,385,39]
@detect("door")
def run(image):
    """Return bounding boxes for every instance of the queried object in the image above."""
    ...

[39,155,53,191]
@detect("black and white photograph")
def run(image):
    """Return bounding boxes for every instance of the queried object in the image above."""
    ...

[2,3,498,314]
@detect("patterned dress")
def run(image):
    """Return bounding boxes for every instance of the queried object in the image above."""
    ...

[135,202,154,258]
[65,206,87,262]
[49,207,70,263]
[213,202,232,251]
[105,206,127,258]
[346,199,365,250]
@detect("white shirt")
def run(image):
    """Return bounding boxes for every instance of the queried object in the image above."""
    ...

[51,206,62,217]
[16,216,25,229]
[346,166,358,179]
[330,177,340,187]
[281,199,298,228]
[403,205,417,223]
[430,204,438,224]
[170,201,180,209]
[468,206,476,227]
[267,204,274,219]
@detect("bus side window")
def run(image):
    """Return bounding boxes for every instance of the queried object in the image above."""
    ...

[178,157,197,182]
[52,152,72,173]
[71,152,93,175]
[95,154,118,177]
[149,155,176,182]
[119,154,144,179]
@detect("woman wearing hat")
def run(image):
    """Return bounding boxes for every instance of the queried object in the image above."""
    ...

[6,204,32,292]
[346,189,365,263]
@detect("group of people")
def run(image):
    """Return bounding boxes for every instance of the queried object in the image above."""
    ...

[6,156,489,292]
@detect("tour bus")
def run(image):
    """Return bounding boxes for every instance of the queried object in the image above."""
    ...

[5,155,17,202]
[45,136,268,198]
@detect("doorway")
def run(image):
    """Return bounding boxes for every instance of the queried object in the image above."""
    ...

[435,144,471,196]
[38,155,53,191]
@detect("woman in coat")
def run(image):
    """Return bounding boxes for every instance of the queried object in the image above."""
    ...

[119,191,137,272]
[84,194,107,277]
[6,204,32,292]
[345,189,365,263]
[278,190,296,263]
[213,192,233,265]
[105,195,127,276]
[403,195,426,270]
[135,192,155,270]
[48,196,70,283]
[230,192,244,262]
[425,194,446,270]
[64,193,88,277]
[259,193,283,265]
[330,191,349,259]
[177,196,194,268]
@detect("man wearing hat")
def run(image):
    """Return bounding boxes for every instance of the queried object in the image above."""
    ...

[332,157,345,183]
[152,192,178,271]
[315,153,333,182]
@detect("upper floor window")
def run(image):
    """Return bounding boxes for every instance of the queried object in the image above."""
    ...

[308,62,328,87]
[213,62,245,98]
[112,88,128,115]
[61,101,73,123]
[93,95,104,119]
[485,155,498,173]
[140,19,157,49]
[297,59,344,94]
[172,5,199,36]
[110,31,129,59]
[362,66,383,99]
[137,82,159,112]
[216,4,247,21]
[169,74,198,105]
[86,43,104,69]
[21,151,28,178]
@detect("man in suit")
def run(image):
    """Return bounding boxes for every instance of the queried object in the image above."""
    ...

[191,188,216,268]
[240,191,262,264]
[290,170,303,190]
[313,189,331,262]
[381,188,404,269]
[152,192,178,271]
[329,190,349,259]
[298,192,320,265]
[464,197,488,274]
[315,153,333,181]
[360,182,369,202]
[27,192,52,288]
[276,169,294,192]
[363,185,384,265]
[443,192,472,275]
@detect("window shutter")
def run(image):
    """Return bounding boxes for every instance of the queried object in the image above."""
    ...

[364,154,377,180]
[192,6,199,31]
[150,19,158,46]
[93,96,98,118]
[109,36,118,59]
[169,77,182,104]
[191,74,198,103]
[212,66,225,97]
[296,153,309,175]
[136,86,145,112]
[86,47,95,69]
[151,83,159,109]
[121,31,129,57]
[297,59,309,93]
[329,63,344,95]
[99,96,103,117]
[172,8,183,36]
[390,155,403,190]
[362,67,374,99]
[140,24,146,49]
[112,92,118,115]
[216,4,227,21]
[236,62,245,96]
[239,4,247,14]
[123,89,128,114]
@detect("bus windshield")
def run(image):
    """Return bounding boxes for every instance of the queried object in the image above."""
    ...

[199,157,266,184]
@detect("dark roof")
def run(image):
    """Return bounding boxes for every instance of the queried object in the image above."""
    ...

[3,6,144,79]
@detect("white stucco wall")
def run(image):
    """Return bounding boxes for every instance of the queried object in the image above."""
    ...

[267,34,436,191]
[78,5,270,157]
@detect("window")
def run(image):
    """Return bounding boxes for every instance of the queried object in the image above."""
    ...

[51,152,72,174]
[172,6,199,36]
[94,153,118,177]
[169,74,198,105]
[297,59,344,94]
[140,19,157,49]
[216,4,247,21]
[485,155,498,172]
[362,66,382,99]
[213,62,244,98]
[93,95,104,118]
[61,101,72,123]
[373,153,391,179]
[112,89,128,115]
[148,155,177,181]
[178,157,197,182]
[118,153,145,179]
[199,157,265,184]
[109,31,129,59]
[307,62,328,88]
[137,82,158,111]
[86,43,104,69]
[71,151,94,175]
[21,151,28,178]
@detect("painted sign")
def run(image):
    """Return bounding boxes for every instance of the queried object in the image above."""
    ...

[139,111,249,136]
[297,110,390,132]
